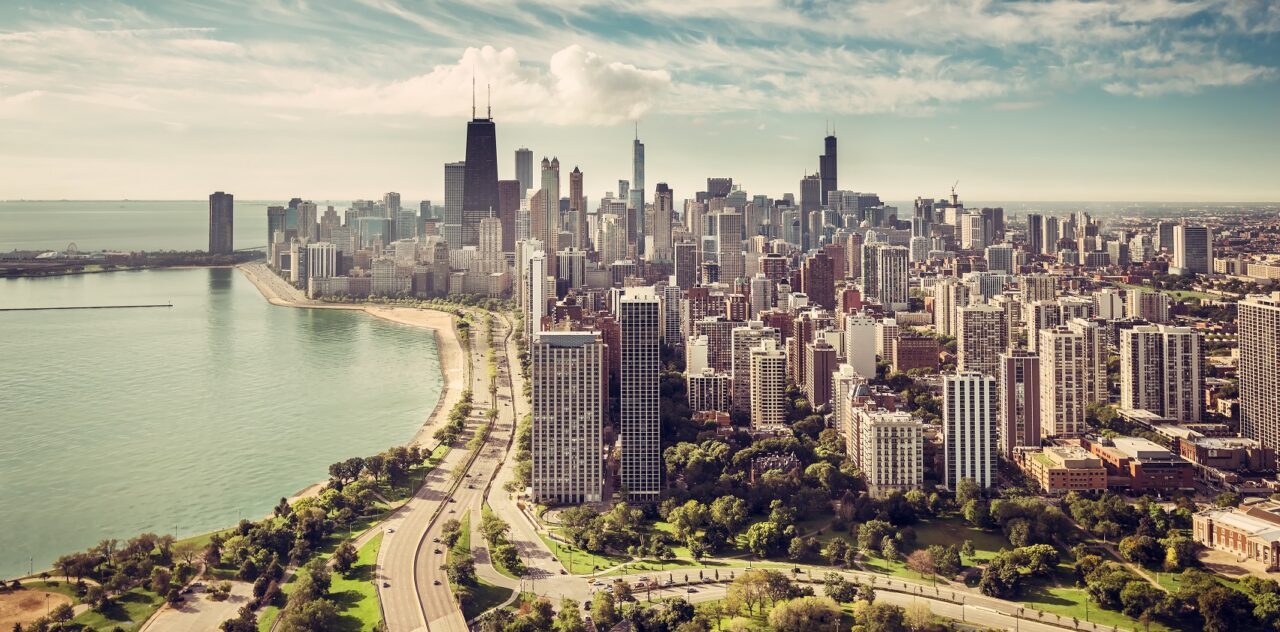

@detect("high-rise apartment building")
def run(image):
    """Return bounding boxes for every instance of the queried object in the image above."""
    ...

[1038,324,1095,438]
[620,291,661,502]
[1240,293,1280,455]
[531,331,605,504]
[515,147,533,198]
[749,338,787,432]
[731,321,781,419]
[1171,224,1212,276]
[208,191,234,255]
[1000,350,1040,456]
[443,161,466,247]
[933,277,971,337]
[857,409,923,497]
[985,244,1015,274]
[957,302,1007,377]
[1126,289,1170,323]
[1121,325,1203,423]
[805,339,838,411]
[944,371,998,489]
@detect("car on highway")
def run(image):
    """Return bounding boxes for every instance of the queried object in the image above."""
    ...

[432,537,440,543]
[383,582,390,587]
[433,580,441,586]
[434,548,442,554]
[686,587,697,594]
[386,528,395,533]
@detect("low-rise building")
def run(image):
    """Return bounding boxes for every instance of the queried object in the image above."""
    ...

[891,335,939,373]
[1193,503,1280,570]
[1019,445,1108,494]
[1080,435,1195,492]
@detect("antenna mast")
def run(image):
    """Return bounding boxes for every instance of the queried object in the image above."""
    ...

[487,83,491,118]
[471,74,476,119]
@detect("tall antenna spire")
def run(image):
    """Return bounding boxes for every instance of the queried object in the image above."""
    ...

[634,120,638,140]
[471,73,476,119]
[486,83,491,119]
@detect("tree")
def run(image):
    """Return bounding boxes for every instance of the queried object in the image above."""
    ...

[955,478,981,506]
[333,540,358,576]
[857,520,895,552]
[1216,492,1243,508]
[49,603,74,623]
[768,596,841,632]
[555,597,588,632]
[480,513,511,546]
[905,601,933,631]
[590,590,619,628]
[861,602,907,632]
[931,545,962,577]
[788,536,820,562]
[822,538,851,566]
[1119,581,1163,619]
[440,519,463,548]
[150,567,172,595]
[881,537,900,562]
[905,550,935,580]
[710,496,749,535]
[960,539,975,561]
[823,572,858,603]
[445,552,477,586]
[744,521,785,558]
[278,598,341,632]
[1119,535,1164,568]
[1162,535,1197,571]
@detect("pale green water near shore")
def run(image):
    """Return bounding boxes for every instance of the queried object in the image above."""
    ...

[0,268,442,578]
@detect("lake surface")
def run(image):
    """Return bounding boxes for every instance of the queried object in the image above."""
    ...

[0,200,334,252]
[0,268,441,578]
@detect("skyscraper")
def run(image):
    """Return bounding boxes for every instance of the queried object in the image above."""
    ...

[858,409,923,497]
[1026,213,1044,255]
[539,157,561,278]
[1121,325,1204,423]
[266,205,285,248]
[944,371,998,489]
[497,179,520,252]
[1240,293,1280,455]
[631,129,646,256]
[957,302,1007,377]
[515,147,533,199]
[1000,350,1041,456]
[208,191,234,255]
[568,167,586,251]
[651,183,673,262]
[443,161,466,247]
[805,339,837,410]
[620,291,661,502]
[462,103,499,247]
[749,338,787,432]
[531,331,605,504]
[1039,325,1093,438]
[1171,224,1212,276]
[799,173,822,251]
[820,132,837,205]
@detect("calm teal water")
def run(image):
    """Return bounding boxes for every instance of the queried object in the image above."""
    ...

[0,268,441,578]
[0,200,335,252]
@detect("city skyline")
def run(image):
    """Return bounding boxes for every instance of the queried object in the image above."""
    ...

[2,1,1279,201]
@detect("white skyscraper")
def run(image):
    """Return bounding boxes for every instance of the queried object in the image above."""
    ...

[731,321,781,419]
[1171,224,1212,276]
[1038,324,1096,438]
[944,371,998,489]
[443,161,466,247]
[620,291,661,501]
[842,311,878,379]
[1240,293,1280,454]
[1120,325,1203,423]
[933,277,971,337]
[531,331,605,504]
[749,338,787,432]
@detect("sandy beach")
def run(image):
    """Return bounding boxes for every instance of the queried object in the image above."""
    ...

[236,261,468,452]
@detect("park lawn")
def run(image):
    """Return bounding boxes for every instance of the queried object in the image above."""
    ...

[452,510,472,558]
[858,554,923,581]
[1017,564,1177,632]
[175,527,236,553]
[1155,568,1242,594]
[538,530,628,575]
[462,577,513,620]
[22,580,81,601]
[912,518,1009,563]
[72,587,164,631]
[330,533,385,631]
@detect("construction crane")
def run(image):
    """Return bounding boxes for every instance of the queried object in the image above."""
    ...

[950,180,960,205]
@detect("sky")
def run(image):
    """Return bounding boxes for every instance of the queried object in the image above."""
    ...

[1,0,1279,203]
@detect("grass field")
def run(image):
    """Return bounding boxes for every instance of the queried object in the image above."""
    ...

[330,533,384,631]
[72,587,164,631]
[538,531,628,575]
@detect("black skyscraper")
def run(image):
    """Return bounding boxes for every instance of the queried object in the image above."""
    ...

[462,97,499,247]
[819,133,837,206]
[208,191,234,255]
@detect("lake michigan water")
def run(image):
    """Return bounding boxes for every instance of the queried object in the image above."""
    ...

[0,202,442,579]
